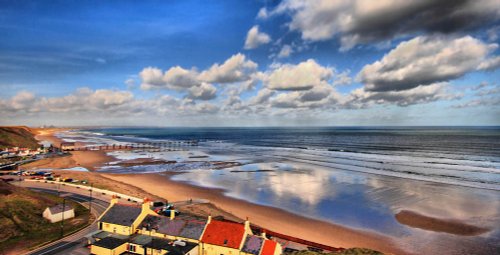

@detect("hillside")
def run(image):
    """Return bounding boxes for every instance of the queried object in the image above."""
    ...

[0,180,90,254]
[0,126,40,149]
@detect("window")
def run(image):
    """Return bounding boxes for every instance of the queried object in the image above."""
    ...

[128,244,136,252]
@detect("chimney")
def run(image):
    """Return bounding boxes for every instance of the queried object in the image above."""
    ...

[110,195,119,205]
[142,197,151,212]
[244,217,250,231]
[170,209,175,220]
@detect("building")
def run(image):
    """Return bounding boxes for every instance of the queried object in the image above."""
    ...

[60,142,76,151]
[43,204,75,223]
[89,197,282,255]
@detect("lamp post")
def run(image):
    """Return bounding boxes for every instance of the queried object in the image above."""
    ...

[89,183,93,215]
[59,193,70,238]
[60,197,65,238]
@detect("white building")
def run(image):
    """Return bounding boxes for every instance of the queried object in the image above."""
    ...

[43,204,75,223]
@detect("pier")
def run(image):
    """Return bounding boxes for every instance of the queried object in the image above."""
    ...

[69,140,199,151]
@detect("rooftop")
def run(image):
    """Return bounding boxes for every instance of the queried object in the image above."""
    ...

[93,237,128,249]
[143,238,198,255]
[47,204,73,214]
[100,203,142,226]
[201,220,246,249]
[261,239,278,255]
[140,214,207,240]
[242,235,264,255]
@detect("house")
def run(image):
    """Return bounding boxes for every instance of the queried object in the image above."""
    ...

[60,142,76,151]
[138,213,208,243]
[97,198,152,236]
[43,204,75,223]
[90,197,282,255]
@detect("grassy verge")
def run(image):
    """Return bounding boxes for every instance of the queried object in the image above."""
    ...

[0,181,92,254]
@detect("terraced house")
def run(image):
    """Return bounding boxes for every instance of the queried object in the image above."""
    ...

[88,198,282,255]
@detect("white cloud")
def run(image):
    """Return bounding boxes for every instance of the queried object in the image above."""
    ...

[477,56,500,71]
[248,88,275,105]
[139,54,260,100]
[140,66,200,90]
[125,78,136,89]
[199,53,258,83]
[244,25,271,49]
[139,67,164,89]
[277,45,293,58]
[272,0,500,50]
[332,70,352,86]
[187,82,217,100]
[348,82,460,107]
[357,36,499,92]
[265,59,334,90]
[257,8,269,19]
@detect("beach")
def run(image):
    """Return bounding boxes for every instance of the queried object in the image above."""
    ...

[22,128,408,254]
[21,127,500,255]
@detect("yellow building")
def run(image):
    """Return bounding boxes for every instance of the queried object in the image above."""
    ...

[90,198,281,255]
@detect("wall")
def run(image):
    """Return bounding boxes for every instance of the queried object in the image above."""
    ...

[90,243,128,255]
[101,222,132,236]
[42,208,75,223]
[202,243,240,255]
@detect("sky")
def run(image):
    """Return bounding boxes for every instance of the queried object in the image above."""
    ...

[0,0,499,127]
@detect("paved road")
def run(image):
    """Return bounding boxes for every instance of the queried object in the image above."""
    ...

[17,183,110,255]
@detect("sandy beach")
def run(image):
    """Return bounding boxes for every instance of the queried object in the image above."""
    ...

[21,128,499,255]
[105,172,409,254]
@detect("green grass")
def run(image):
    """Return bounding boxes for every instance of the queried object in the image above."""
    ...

[0,182,92,253]
[0,126,40,150]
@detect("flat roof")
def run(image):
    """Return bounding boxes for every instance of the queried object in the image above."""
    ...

[143,238,198,255]
[93,237,128,249]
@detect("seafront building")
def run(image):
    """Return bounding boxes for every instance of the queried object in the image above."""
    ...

[88,197,282,255]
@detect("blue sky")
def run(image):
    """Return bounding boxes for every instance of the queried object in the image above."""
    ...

[1,0,499,126]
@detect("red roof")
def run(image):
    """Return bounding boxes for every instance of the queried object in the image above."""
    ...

[261,240,278,255]
[201,220,245,249]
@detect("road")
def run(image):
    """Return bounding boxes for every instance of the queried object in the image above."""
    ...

[16,182,110,255]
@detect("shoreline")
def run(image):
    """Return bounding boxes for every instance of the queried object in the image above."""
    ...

[21,127,497,255]
[23,128,409,254]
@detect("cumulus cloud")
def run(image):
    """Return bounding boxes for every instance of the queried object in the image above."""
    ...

[187,82,217,100]
[269,83,341,109]
[357,36,499,92]
[348,82,460,107]
[265,59,334,90]
[272,0,500,50]
[0,88,135,115]
[199,53,258,83]
[477,56,500,71]
[333,70,352,86]
[248,88,275,105]
[277,45,293,58]
[140,66,200,90]
[139,54,262,100]
[244,25,271,49]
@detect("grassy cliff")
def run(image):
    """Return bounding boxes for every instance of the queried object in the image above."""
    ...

[0,181,90,254]
[0,126,40,149]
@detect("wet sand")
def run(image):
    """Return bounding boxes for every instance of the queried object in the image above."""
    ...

[104,172,408,255]
[23,150,114,171]
[395,210,490,236]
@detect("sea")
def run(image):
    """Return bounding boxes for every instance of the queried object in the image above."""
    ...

[55,127,500,254]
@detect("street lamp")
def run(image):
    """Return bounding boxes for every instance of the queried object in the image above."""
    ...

[59,193,71,238]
